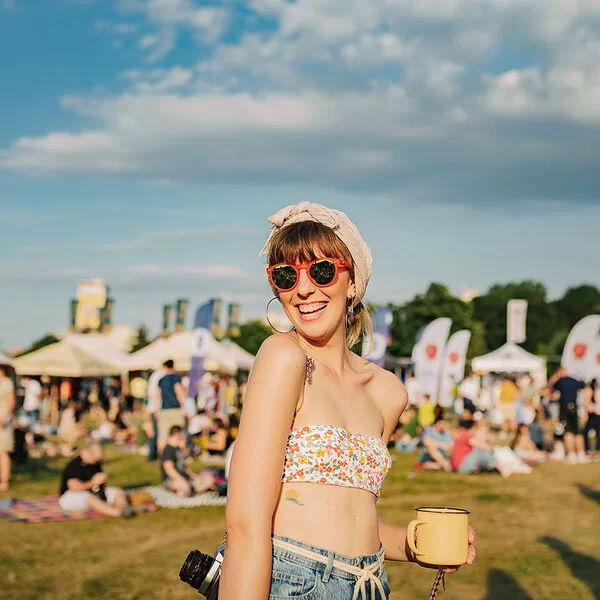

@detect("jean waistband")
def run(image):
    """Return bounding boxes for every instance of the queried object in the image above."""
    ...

[272,534,385,600]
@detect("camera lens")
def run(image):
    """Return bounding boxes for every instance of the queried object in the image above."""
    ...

[179,550,204,589]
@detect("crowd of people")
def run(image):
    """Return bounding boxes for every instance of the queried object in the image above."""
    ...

[0,360,244,499]
[393,367,600,476]
[0,358,597,503]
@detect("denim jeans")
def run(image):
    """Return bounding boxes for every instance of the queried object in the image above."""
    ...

[270,534,389,599]
[457,448,497,473]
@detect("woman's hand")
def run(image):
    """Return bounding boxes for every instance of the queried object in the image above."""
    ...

[412,527,477,574]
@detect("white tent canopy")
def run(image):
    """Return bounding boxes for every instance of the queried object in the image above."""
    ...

[128,332,238,375]
[472,342,546,374]
[0,352,13,366]
[12,334,132,377]
[220,339,255,371]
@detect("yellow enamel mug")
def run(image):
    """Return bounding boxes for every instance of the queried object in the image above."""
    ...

[406,506,470,566]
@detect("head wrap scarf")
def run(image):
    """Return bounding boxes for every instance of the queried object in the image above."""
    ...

[260,202,372,302]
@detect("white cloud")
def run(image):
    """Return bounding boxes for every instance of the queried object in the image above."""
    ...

[127,264,246,277]
[2,0,600,204]
[97,226,261,251]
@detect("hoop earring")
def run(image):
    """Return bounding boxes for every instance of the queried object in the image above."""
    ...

[266,297,294,333]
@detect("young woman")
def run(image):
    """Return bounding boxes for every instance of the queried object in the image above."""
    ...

[583,379,600,454]
[219,203,476,599]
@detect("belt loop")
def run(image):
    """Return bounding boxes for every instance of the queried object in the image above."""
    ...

[378,543,385,575]
[322,551,334,583]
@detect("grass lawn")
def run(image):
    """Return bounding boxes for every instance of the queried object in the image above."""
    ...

[1,448,599,600]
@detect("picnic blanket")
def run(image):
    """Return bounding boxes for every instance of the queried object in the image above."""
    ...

[0,496,155,523]
[145,486,227,508]
[0,496,108,523]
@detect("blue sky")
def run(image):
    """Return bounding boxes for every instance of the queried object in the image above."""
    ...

[1,0,599,350]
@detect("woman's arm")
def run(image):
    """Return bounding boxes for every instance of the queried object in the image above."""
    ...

[219,335,306,600]
[374,372,477,570]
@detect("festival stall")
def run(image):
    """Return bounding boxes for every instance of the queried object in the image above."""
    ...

[220,339,255,371]
[128,332,238,375]
[471,342,546,383]
[12,334,132,377]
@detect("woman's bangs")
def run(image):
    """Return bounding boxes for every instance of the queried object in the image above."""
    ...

[268,221,353,270]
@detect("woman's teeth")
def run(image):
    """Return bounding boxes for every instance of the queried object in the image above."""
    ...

[298,303,327,316]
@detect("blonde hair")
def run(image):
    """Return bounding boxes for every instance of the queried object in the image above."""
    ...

[266,220,373,349]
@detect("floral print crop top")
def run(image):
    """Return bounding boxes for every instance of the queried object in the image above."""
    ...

[282,425,392,497]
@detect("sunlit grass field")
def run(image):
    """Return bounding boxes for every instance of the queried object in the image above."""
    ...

[1,447,599,600]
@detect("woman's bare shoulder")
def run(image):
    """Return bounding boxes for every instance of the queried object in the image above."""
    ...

[356,358,408,428]
[256,333,306,369]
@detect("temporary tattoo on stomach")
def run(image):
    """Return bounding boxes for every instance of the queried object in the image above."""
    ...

[283,490,304,506]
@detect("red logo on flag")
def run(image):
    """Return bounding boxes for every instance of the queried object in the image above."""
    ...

[449,352,459,364]
[426,345,438,359]
[573,343,587,359]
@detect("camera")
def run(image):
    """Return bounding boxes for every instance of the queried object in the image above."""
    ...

[179,548,224,599]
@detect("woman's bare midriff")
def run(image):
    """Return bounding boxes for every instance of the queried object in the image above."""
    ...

[272,481,381,556]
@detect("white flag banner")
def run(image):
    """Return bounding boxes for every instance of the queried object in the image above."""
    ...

[507,299,528,344]
[561,314,600,381]
[593,331,600,381]
[438,330,472,408]
[413,318,452,403]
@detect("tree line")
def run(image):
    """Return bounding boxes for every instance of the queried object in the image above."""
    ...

[234,282,600,363]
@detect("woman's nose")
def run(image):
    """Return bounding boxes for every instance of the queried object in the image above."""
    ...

[296,268,315,296]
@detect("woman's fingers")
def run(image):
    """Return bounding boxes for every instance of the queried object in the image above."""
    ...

[468,526,476,544]
[466,543,477,566]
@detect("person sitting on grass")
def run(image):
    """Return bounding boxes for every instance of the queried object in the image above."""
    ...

[205,417,233,456]
[161,425,215,497]
[58,440,134,518]
[451,421,511,476]
[418,414,454,472]
[511,423,547,465]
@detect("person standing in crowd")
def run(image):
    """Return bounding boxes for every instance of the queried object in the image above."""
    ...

[145,363,165,461]
[404,370,421,406]
[550,367,586,464]
[458,371,479,415]
[22,376,42,424]
[499,375,519,435]
[129,373,147,413]
[583,379,600,455]
[58,441,133,518]
[156,359,185,454]
[0,365,16,492]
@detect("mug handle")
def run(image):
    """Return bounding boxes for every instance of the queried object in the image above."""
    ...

[406,519,426,557]
[406,520,426,556]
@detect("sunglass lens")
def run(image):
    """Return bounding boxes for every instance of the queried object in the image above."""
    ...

[309,260,336,285]
[271,265,298,290]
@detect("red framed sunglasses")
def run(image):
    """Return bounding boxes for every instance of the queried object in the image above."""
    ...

[267,258,350,292]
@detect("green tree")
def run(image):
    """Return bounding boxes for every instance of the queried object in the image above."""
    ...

[129,324,152,353]
[468,321,487,360]
[472,281,555,354]
[553,285,600,331]
[388,283,473,357]
[234,320,273,356]
[16,333,60,357]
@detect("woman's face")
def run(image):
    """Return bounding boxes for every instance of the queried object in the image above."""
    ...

[276,254,356,342]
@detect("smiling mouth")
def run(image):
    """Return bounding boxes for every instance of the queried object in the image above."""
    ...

[297,303,327,319]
